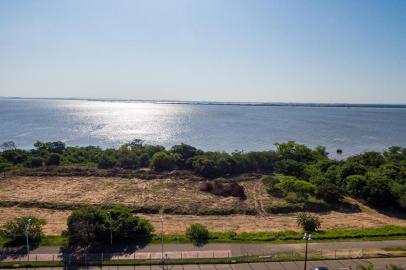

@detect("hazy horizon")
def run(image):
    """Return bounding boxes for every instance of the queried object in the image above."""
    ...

[2,95,406,106]
[1,0,405,103]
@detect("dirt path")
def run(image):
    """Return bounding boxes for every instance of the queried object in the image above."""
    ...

[253,181,267,217]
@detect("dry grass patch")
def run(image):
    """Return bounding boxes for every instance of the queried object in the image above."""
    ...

[0,176,256,214]
[1,206,406,236]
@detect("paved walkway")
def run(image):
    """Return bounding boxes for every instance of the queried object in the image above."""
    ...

[26,239,406,256]
[3,257,406,270]
[2,239,406,262]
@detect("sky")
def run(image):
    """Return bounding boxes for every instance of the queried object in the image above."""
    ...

[0,0,405,104]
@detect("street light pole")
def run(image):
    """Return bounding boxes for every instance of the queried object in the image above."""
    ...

[25,219,31,256]
[160,215,164,260]
[303,233,311,270]
[107,211,112,246]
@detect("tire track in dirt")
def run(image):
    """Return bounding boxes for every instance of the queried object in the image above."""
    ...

[253,180,267,217]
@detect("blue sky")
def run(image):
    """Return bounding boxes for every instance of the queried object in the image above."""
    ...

[0,0,405,103]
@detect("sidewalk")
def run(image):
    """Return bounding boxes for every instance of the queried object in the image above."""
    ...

[2,239,406,262]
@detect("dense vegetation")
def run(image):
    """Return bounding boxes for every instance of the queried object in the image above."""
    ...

[66,206,153,247]
[185,223,209,246]
[1,140,406,210]
[0,216,46,246]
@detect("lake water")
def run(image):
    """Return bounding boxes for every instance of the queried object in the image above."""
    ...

[1,99,405,157]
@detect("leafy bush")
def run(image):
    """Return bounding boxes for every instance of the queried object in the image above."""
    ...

[186,223,209,246]
[67,206,153,247]
[46,153,61,166]
[150,151,176,171]
[297,212,321,232]
[1,216,46,244]
[97,154,117,169]
[346,175,367,197]
[315,181,343,203]
[200,181,246,199]
[67,206,108,246]
[276,176,315,201]
[275,159,305,178]
[25,157,43,168]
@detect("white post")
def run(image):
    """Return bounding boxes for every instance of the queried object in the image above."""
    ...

[25,219,31,258]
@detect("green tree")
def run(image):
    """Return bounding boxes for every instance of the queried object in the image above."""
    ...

[275,159,305,178]
[67,206,108,246]
[275,141,314,163]
[0,162,12,177]
[67,206,153,247]
[1,216,46,244]
[24,156,43,168]
[186,223,209,246]
[97,154,117,169]
[46,153,61,166]
[315,181,343,203]
[149,151,176,171]
[346,175,367,198]
[276,176,315,201]
[297,212,321,233]
[107,206,153,244]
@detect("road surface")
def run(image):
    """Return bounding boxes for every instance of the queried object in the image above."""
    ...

[3,257,406,270]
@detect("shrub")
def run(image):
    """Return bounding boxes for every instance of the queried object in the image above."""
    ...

[200,181,246,199]
[275,159,305,178]
[67,206,153,247]
[315,181,343,203]
[46,153,61,166]
[276,176,315,201]
[346,175,367,198]
[67,206,108,246]
[138,153,150,167]
[186,223,209,246]
[97,154,117,169]
[107,206,153,243]
[1,216,46,244]
[150,152,176,171]
[0,162,12,176]
[25,157,43,168]
[297,212,321,233]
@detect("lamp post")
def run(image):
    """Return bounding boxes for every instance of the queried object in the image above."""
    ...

[303,233,311,270]
[25,219,31,256]
[158,216,173,270]
[107,211,112,246]
[160,215,164,260]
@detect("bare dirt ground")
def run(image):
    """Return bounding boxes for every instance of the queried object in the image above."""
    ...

[0,176,257,214]
[0,176,405,235]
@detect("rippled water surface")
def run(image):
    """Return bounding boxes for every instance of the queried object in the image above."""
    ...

[1,99,405,157]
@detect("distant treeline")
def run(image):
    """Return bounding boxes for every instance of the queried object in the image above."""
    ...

[0,140,405,210]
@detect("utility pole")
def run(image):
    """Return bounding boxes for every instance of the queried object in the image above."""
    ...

[107,211,112,246]
[25,219,31,257]
[160,215,164,260]
[159,215,173,270]
[303,233,311,270]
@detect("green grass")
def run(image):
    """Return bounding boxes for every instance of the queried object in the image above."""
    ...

[155,225,406,244]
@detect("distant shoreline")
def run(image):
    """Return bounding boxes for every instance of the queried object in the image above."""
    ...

[1,96,406,108]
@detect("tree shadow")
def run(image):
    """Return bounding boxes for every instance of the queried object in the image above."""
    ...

[304,200,361,213]
[373,207,406,220]
[0,240,40,260]
[58,238,150,268]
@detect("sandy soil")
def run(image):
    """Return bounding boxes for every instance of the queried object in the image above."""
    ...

[0,176,405,235]
[0,176,257,214]
[1,206,405,235]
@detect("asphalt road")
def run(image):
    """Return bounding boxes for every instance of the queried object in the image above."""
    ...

[3,257,406,270]
[25,239,406,257]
